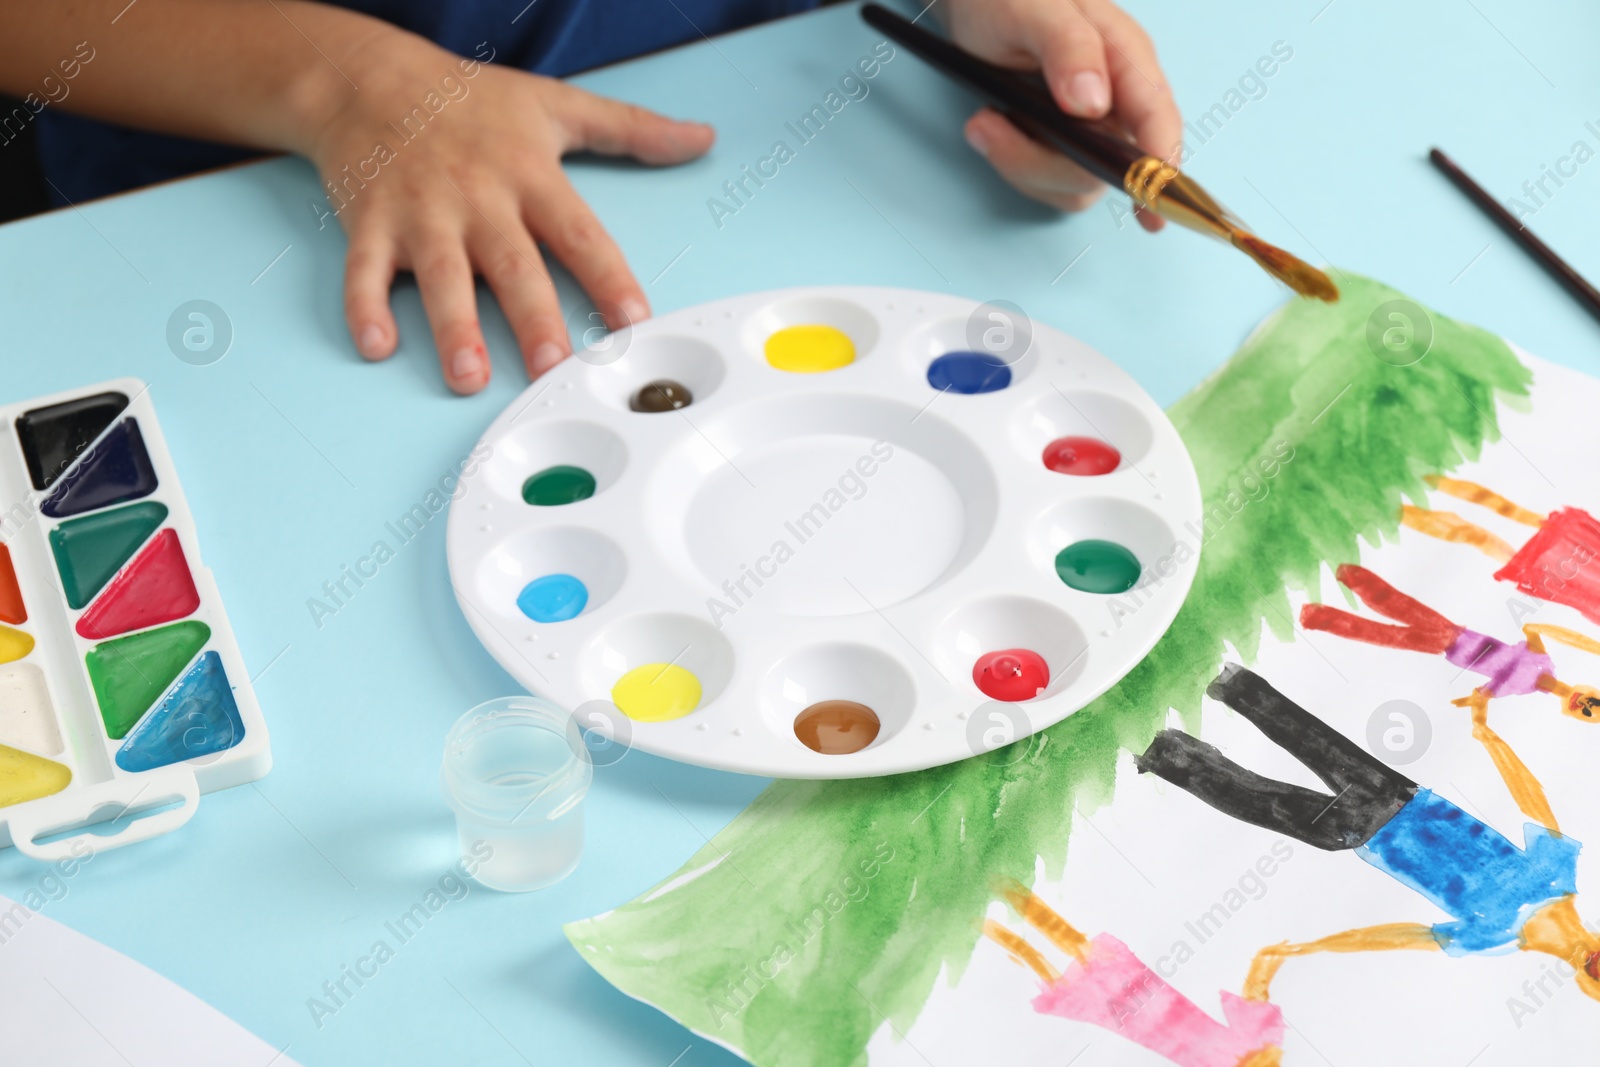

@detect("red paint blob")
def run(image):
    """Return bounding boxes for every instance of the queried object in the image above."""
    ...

[973,649,1050,702]
[76,528,200,640]
[1042,436,1121,476]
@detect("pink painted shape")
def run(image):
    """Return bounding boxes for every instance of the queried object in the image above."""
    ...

[75,528,200,640]
[1031,934,1282,1067]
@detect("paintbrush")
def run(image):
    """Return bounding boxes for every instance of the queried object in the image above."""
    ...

[1429,148,1600,324]
[860,3,1339,302]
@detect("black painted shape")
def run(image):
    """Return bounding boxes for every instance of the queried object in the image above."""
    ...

[15,391,129,490]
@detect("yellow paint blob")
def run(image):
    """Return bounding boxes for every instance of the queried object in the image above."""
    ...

[0,744,71,808]
[611,663,703,722]
[0,625,34,665]
[765,325,855,373]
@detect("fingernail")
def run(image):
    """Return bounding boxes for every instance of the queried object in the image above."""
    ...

[618,298,648,328]
[450,347,482,381]
[1069,71,1110,115]
[531,342,565,376]
[965,124,990,157]
[359,325,385,357]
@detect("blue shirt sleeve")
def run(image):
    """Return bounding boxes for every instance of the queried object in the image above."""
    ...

[36,0,820,204]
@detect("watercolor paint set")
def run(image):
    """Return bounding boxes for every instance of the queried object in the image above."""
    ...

[447,288,1201,778]
[0,379,269,858]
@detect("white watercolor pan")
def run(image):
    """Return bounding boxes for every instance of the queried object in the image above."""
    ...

[446,288,1200,778]
[0,379,270,858]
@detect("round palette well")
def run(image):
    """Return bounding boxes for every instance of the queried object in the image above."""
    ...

[446,288,1202,779]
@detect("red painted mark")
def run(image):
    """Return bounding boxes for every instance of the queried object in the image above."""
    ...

[974,649,1050,702]
[1299,564,1459,653]
[76,529,200,640]
[0,545,24,625]
[1495,507,1600,624]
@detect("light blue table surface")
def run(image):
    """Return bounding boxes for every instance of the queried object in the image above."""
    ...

[2,1,1599,1063]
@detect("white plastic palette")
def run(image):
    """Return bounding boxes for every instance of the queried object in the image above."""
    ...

[0,379,269,858]
[446,288,1200,778]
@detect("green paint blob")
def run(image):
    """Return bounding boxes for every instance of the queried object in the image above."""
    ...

[521,465,596,506]
[85,620,210,739]
[1055,539,1141,594]
[563,274,1534,1067]
[50,501,168,609]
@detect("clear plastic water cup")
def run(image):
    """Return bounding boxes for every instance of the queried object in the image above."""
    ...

[441,696,592,892]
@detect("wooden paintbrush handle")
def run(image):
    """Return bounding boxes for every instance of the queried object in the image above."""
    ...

[862,3,1141,188]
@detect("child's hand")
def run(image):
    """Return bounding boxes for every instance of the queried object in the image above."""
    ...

[940,0,1180,229]
[312,32,713,394]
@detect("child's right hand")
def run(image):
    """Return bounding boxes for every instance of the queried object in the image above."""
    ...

[310,30,714,394]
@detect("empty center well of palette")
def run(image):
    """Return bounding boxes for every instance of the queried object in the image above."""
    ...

[668,396,995,618]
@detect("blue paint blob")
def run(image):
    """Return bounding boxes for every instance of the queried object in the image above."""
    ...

[927,351,1013,395]
[116,651,245,772]
[42,419,159,518]
[517,574,588,622]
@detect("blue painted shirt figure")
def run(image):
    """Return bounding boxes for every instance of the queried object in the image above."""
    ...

[35,0,818,204]
[1357,789,1582,955]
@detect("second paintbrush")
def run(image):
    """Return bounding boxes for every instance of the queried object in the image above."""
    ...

[860,3,1338,302]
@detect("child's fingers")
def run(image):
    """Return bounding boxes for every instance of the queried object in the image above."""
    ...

[557,85,715,165]
[1030,5,1111,118]
[1095,13,1182,163]
[530,180,648,335]
[964,107,1103,212]
[344,228,399,361]
[405,230,491,395]
[467,210,569,381]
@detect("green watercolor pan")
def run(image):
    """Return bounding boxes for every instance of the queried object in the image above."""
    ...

[446,288,1202,778]
[0,378,270,859]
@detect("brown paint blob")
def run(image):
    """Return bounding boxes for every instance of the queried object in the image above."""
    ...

[629,379,694,412]
[794,700,880,755]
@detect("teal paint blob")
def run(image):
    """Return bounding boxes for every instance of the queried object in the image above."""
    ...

[518,574,588,622]
[1054,539,1142,594]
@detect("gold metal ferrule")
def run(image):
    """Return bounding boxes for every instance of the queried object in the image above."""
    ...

[1123,155,1238,242]
[1121,154,1340,302]
[1123,155,1178,211]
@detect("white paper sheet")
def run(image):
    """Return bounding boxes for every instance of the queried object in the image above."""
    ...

[0,895,298,1067]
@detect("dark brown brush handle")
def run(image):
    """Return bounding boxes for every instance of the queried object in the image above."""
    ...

[861,2,1142,188]
[1430,147,1600,324]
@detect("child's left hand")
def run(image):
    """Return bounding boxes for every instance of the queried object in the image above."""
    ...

[940,0,1181,229]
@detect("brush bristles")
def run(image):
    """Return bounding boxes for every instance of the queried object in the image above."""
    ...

[1230,232,1339,302]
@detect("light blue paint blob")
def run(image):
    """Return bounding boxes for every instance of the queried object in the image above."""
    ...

[116,651,244,772]
[517,574,588,622]
[927,351,1012,395]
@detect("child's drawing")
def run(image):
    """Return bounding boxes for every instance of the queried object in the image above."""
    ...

[985,883,1284,1067]
[1139,664,1600,1002]
[1299,563,1600,721]
[1404,475,1600,622]
[564,278,1600,1066]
